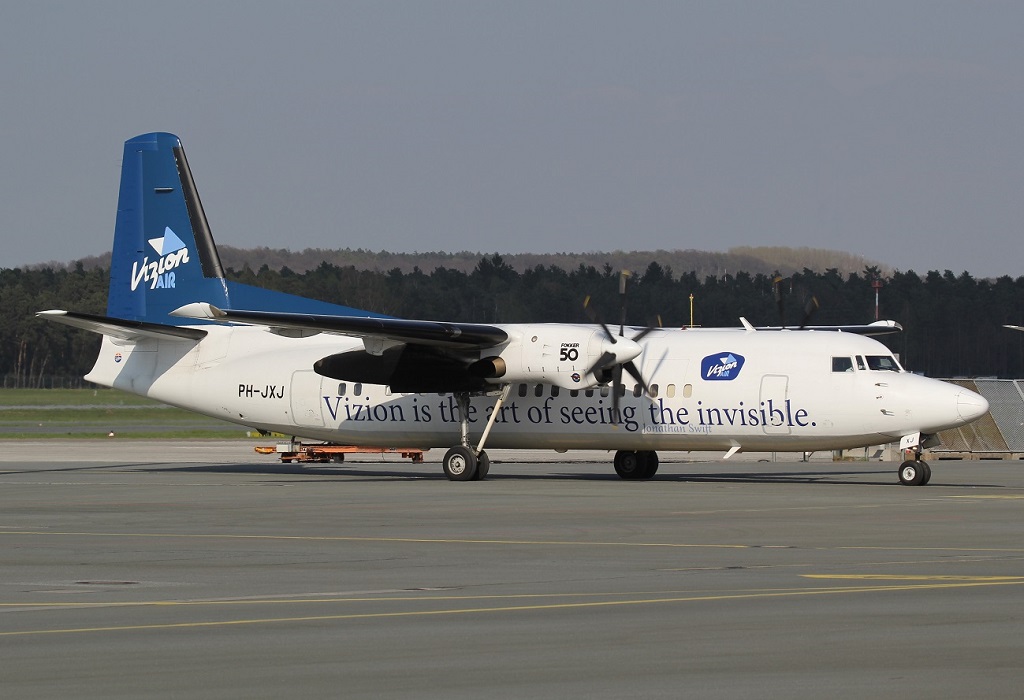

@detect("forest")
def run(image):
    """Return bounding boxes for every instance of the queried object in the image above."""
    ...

[3,257,1024,388]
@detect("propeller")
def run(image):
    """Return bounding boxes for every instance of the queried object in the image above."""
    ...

[583,271,656,418]
[772,276,819,329]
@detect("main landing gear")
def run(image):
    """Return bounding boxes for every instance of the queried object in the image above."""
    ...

[613,450,659,480]
[441,387,508,481]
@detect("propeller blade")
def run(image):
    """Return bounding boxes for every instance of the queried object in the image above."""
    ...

[618,270,631,336]
[586,350,617,377]
[623,360,651,397]
[799,296,820,329]
[583,295,616,344]
[611,363,623,418]
[773,275,785,326]
[631,325,657,343]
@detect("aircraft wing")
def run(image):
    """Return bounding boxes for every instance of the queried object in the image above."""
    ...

[738,319,903,336]
[171,302,508,349]
[37,310,208,341]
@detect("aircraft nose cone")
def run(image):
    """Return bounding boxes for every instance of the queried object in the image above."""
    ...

[956,389,989,423]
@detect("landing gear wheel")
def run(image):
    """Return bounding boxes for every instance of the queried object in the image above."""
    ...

[898,459,926,486]
[472,451,490,481]
[637,450,659,479]
[443,446,478,481]
[614,450,642,479]
[919,461,932,486]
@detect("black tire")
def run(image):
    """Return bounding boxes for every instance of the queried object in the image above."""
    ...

[638,450,659,479]
[920,461,932,486]
[442,445,478,481]
[898,459,926,486]
[473,451,490,480]
[614,450,642,479]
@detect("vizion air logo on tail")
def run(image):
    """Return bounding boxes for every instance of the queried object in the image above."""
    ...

[130,227,190,291]
[701,352,745,380]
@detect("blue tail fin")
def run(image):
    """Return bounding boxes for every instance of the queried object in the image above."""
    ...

[107,133,380,324]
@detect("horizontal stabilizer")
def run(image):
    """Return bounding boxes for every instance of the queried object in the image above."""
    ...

[37,310,207,342]
[171,303,508,349]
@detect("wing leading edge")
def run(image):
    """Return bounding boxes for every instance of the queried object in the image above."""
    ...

[170,302,509,350]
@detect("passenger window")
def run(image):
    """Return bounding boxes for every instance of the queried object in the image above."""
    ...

[338,383,347,396]
[585,389,594,398]
[570,389,579,398]
[832,357,854,372]
[518,383,528,397]
[649,383,659,398]
[600,387,610,397]
[666,384,676,398]
[683,383,693,398]
[354,383,363,396]
[534,384,544,397]
[550,385,560,398]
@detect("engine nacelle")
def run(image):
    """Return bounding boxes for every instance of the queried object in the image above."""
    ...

[474,324,636,390]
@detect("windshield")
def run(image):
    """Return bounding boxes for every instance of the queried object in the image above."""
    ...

[866,355,901,372]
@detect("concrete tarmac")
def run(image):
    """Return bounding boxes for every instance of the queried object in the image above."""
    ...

[1,441,1023,699]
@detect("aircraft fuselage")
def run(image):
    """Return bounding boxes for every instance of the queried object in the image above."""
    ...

[87,324,983,454]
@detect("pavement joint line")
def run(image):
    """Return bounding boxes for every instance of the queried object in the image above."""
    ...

[4,578,1024,637]
[3,578,1023,610]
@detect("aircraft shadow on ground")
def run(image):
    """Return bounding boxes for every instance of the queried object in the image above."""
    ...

[129,462,1002,488]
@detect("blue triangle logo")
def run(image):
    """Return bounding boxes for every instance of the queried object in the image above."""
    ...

[162,227,187,253]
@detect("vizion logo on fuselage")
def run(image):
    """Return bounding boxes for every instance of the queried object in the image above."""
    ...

[701,352,745,380]
[130,227,190,291]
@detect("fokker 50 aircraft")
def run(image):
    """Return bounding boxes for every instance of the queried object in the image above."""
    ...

[40,133,989,485]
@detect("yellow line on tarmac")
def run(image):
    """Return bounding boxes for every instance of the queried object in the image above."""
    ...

[4,579,1024,638]
[803,574,1024,582]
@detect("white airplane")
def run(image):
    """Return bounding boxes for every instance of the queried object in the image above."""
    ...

[39,133,989,485]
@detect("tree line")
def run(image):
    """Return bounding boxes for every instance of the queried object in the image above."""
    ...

[3,257,1023,387]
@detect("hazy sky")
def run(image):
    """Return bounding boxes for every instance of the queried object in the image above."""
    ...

[2,1,1022,277]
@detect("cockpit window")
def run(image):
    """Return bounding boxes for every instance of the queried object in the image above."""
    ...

[866,355,901,372]
[831,356,854,372]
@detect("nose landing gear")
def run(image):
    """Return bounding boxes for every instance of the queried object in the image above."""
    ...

[897,435,932,486]
[898,458,932,486]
